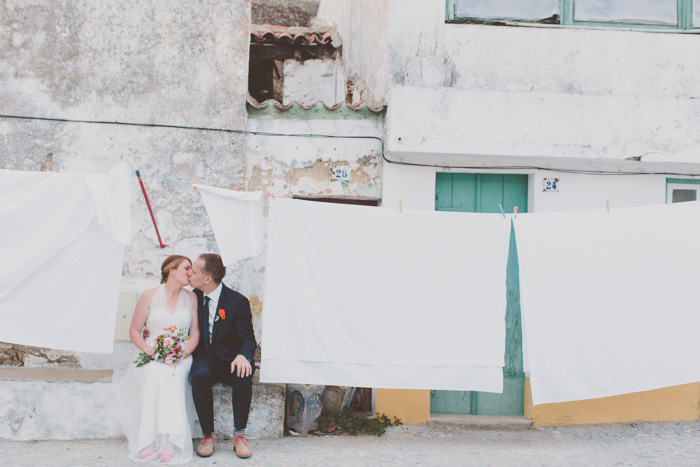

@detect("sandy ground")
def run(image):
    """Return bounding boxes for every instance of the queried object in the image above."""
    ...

[2,421,700,466]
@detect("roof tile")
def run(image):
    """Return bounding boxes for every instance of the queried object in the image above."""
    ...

[251,24,340,48]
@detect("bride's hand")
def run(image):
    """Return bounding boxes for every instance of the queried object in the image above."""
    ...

[144,345,156,358]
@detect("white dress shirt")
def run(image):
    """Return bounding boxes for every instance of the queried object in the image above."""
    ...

[205,283,223,344]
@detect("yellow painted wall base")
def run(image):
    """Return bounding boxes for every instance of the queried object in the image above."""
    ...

[375,389,430,424]
[525,377,700,427]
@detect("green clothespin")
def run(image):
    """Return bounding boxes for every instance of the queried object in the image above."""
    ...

[606,200,610,214]
[399,199,403,214]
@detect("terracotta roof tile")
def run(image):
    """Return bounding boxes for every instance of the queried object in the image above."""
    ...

[247,94,386,113]
[251,24,341,48]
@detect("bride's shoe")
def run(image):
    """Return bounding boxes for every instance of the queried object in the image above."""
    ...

[160,440,174,462]
[139,445,155,460]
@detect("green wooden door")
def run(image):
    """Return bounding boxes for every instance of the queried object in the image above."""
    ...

[431,173,527,415]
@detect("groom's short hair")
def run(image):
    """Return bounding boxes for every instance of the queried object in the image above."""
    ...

[199,253,226,284]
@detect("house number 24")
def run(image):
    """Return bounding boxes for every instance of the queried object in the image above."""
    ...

[543,178,559,192]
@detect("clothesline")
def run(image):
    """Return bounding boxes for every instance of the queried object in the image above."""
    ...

[130,170,277,198]
[6,166,700,406]
[134,170,273,249]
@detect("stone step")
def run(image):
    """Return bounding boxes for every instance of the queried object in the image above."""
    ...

[428,414,533,431]
[0,367,284,441]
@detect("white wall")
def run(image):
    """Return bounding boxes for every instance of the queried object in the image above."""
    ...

[383,163,673,214]
[316,0,387,105]
[385,0,700,165]
[283,58,346,106]
[0,0,251,277]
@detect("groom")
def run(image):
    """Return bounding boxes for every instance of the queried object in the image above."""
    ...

[189,253,257,458]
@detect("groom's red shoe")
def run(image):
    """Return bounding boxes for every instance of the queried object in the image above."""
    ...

[196,434,215,457]
[234,434,253,458]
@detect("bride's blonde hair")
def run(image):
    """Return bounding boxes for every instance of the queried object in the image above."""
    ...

[161,255,191,284]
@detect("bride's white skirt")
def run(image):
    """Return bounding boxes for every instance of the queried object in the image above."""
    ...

[113,356,195,464]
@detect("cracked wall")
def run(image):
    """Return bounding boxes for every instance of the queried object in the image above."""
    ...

[0,0,252,366]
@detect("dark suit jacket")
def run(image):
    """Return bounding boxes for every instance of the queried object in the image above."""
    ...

[193,284,256,363]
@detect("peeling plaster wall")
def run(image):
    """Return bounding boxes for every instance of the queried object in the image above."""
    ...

[283,58,346,106]
[0,1,252,366]
[316,0,387,105]
[243,113,383,344]
[245,117,383,198]
[385,0,700,164]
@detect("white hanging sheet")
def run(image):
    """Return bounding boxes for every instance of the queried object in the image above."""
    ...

[0,165,130,353]
[514,201,700,405]
[197,186,263,265]
[260,198,511,391]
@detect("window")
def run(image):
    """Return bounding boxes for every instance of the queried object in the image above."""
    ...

[666,179,700,203]
[248,26,338,104]
[447,0,700,30]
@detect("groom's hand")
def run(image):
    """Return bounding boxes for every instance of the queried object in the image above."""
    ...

[231,354,252,378]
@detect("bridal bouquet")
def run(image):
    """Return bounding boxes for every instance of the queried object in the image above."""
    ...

[134,325,189,368]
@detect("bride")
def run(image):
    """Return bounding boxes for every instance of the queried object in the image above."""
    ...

[114,255,200,463]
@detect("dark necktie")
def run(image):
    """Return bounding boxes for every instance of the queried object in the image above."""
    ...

[203,295,211,348]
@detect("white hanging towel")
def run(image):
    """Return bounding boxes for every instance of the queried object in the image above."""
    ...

[0,165,130,353]
[260,198,511,392]
[197,186,264,265]
[514,201,700,405]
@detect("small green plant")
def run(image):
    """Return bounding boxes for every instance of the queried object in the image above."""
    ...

[317,407,402,436]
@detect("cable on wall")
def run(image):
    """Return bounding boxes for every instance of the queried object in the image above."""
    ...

[2,113,699,177]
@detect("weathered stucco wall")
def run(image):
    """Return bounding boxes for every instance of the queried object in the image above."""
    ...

[316,0,387,106]
[283,58,346,106]
[385,0,700,164]
[244,108,384,345]
[245,113,383,199]
[0,1,253,365]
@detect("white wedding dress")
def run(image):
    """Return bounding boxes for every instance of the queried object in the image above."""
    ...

[113,285,195,464]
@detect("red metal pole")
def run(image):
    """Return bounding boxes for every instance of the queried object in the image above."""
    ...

[135,170,169,248]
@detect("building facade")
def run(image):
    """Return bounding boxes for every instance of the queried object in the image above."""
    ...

[356,0,700,426]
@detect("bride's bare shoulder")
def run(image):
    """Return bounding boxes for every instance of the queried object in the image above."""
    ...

[134,286,159,309]
[141,287,160,299]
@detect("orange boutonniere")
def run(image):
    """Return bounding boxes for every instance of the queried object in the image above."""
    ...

[215,309,226,322]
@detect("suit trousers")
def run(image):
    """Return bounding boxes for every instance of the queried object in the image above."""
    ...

[190,353,253,434]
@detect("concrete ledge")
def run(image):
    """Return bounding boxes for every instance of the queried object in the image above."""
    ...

[0,367,284,441]
[0,368,112,383]
[428,414,533,431]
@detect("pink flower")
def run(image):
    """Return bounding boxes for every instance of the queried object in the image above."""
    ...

[163,337,174,347]
[165,356,173,365]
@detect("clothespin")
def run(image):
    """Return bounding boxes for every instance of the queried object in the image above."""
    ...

[606,200,610,214]
[514,206,518,218]
[498,204,506,218]
[266,189,276,200]
[399,199,403,214]
[193,175,198,189]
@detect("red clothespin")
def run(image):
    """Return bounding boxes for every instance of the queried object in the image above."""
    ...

[193,176,198,190]
[514,206,518,218]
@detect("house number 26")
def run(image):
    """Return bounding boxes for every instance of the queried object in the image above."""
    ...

[332,166,351,181]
